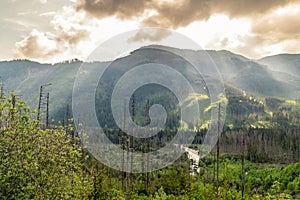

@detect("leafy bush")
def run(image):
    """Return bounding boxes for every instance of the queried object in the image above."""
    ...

[0,94,92,199]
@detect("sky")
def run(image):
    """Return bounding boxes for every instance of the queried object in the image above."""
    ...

[1,0,300,63]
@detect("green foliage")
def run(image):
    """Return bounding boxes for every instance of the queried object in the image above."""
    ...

[0,94,92,199]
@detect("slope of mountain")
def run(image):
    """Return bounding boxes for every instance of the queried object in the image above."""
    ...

[212,51,300,97]
[257,54,300,97]
[258,54,300,77]
[0,60,82,120]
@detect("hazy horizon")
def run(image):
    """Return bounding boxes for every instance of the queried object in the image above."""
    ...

[1,46,300,64]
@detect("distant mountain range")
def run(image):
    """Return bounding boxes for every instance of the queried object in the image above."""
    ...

[1,46,300,127]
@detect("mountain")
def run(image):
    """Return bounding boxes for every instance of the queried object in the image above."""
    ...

[0,59,82,119]
[1,46,300,127]
[258,54,300,77]
[257,54,300,96]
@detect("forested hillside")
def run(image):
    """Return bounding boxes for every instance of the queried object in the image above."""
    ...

[0,95,299,199]
[1,47,300,125]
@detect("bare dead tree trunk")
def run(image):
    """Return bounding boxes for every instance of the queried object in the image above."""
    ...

[46,93,49,129]
[241,120,246,199]
[216,103,221,198]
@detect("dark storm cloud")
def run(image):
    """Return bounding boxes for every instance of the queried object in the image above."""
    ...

[77,0,294,28]
[77,0,153,19]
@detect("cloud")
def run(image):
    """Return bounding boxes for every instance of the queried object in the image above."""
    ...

[40,0,47,4]
[143,0,295,29]
[51,6,90,46]
[77,0,153,19]
[222,3,300,58]
[3,18,36,28]
[251,7,300,42]
[14,6,90,62]
[39,11,56,17]
[76,0,296,44]
[128,29,171,42]
[14,29,59,59]
[77,0,294,29]
[57,27,89,45]
[13,0,300,62]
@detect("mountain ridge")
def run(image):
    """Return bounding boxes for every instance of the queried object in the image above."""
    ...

[2,48,300,65]
[1,46,300,127]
